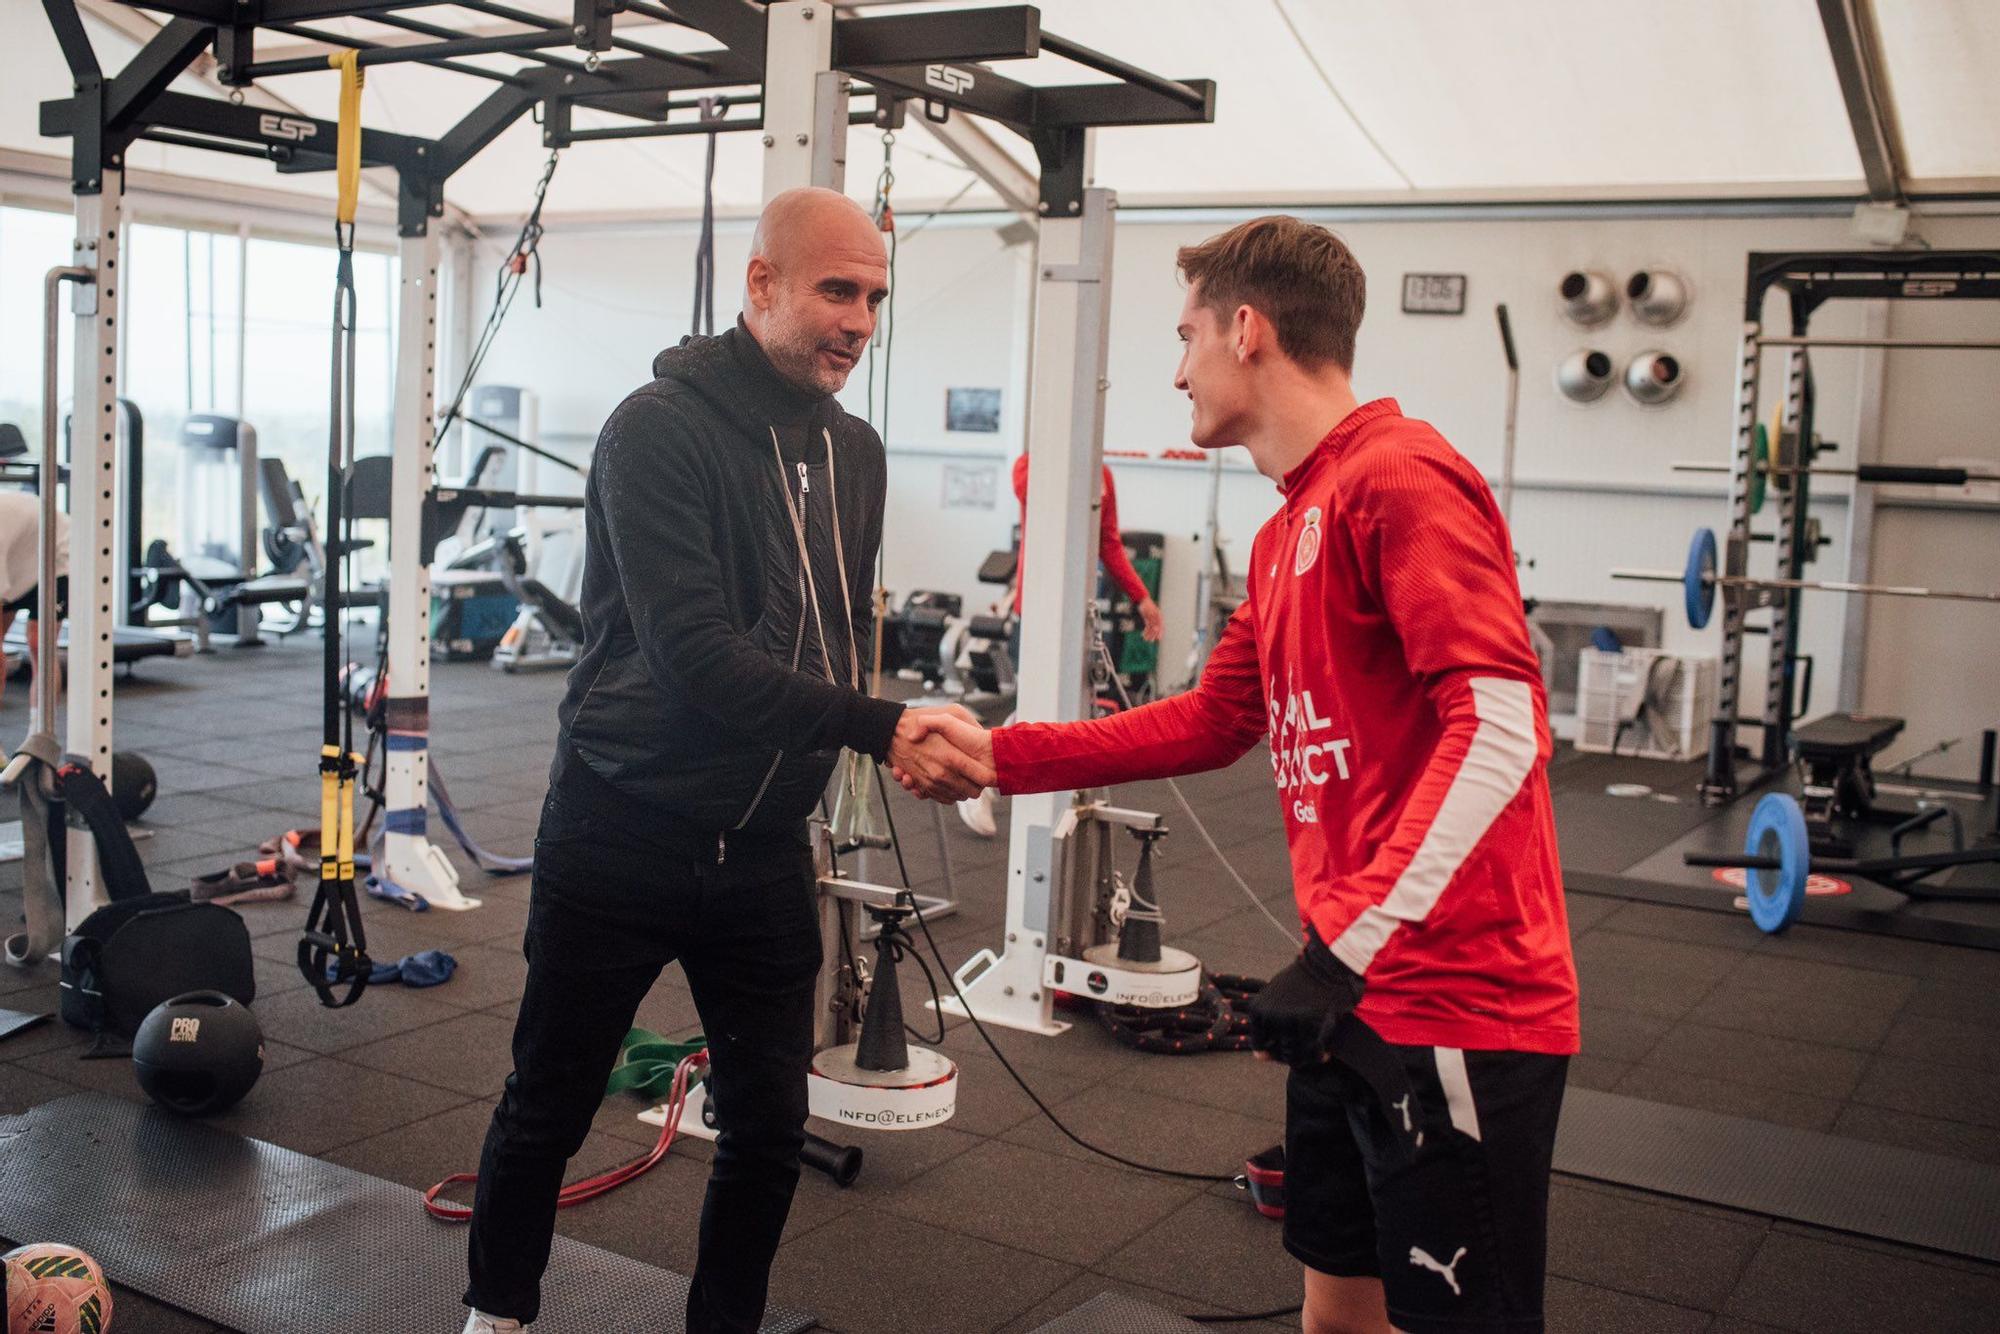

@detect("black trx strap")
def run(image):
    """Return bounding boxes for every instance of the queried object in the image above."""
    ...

[691,96,726,337]
[298,50,373,1008]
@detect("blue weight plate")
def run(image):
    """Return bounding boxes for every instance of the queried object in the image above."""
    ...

[1684,527,1718,630]
[1743,792,1808,933]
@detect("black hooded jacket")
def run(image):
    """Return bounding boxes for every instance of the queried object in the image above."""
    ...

[555,321,903,837]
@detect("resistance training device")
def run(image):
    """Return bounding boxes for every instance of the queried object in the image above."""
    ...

[1613,525,2000,632]
[296,48,374,1008]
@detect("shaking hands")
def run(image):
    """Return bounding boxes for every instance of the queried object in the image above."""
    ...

[887,705,996,803]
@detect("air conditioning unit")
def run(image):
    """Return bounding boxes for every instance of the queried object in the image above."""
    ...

[1574,648,1717,762]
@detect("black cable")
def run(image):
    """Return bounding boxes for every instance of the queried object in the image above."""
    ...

[691,98,721,337]
[901,879,1233,1185]
[434,151,560,451]
[1188,1305,1306,1324]
[873,758,914,889]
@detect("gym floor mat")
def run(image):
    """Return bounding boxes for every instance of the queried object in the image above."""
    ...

[1029,1290,1213,1333]
[1558,1087,2000,1264]
[0,1092,817,1334]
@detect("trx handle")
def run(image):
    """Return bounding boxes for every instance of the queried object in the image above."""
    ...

[330,50,364,231]
[299,744,373,1007]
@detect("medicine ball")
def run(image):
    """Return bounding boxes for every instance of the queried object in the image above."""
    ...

[132,989,264,1116]
[111,749,157,822]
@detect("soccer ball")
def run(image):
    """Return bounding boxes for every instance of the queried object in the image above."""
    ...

[3,1242,113,1334]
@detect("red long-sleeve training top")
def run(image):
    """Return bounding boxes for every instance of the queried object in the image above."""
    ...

[993,400,1579,1055]
[1011,454,1151,615]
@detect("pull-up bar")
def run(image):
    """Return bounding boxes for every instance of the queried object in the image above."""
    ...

[239,28,580,79]
[1039,32,1207,111]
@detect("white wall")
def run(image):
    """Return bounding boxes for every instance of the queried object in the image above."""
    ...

[473,206,2000,780]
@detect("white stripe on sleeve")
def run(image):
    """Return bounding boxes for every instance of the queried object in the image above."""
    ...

[1330,676,1538,975]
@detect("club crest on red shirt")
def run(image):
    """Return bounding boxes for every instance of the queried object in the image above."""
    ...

[1294,506,1323,576]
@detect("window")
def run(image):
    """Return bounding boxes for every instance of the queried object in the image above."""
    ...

[241,236,398,524]
[0,204,401,581]
[0,204,84,452]
[121,222,244,554]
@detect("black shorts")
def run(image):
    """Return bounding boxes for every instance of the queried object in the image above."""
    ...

[2,576,67,622]
[1283,1037,1568,1334]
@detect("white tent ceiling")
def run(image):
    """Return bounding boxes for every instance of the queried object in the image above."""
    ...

[4,0,1997,227]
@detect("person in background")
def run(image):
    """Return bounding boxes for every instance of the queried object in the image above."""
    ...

[956,454,1162,836]
[0,488,67,711]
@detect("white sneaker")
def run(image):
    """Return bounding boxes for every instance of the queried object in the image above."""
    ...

[957,787,997,838]
[463,1312,526,1333]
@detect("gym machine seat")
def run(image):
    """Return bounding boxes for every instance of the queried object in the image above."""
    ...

[1794,711,1906,853]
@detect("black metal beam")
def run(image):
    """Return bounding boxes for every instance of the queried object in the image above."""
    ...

[1745,250,2000,321]
[1033,123,1085,216]
[362,9,593,76]
[623,1,686,26]
[262,0,463,20]
[450,0,716,72]
[43,87,431,174]
[42,0,101,82]
[240,28,578,78]
[519,52,738,103]
[1037,77,1215,128]
[106,17,213,130]
[659,0,763,67]
[136,128,282,161]
[554,103,877,143]
[1038,31,1203,110]
[581,88,751,123]
[848,60,1037,130]
[261,21,524,85]
[433,83,538,179]
[832,5,1037,67]
[104,0,442,19]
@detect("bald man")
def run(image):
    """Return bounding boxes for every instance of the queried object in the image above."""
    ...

[463,189,988,1334]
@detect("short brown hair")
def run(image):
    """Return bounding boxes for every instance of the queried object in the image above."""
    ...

[1176,216,1365,371]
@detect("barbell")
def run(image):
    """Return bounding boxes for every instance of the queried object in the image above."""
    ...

[1612,526,2000,630]
[1686,793,1811,932]
[1683,791,2000,933]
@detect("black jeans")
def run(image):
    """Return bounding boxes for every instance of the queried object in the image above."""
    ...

[465,753,823,1332]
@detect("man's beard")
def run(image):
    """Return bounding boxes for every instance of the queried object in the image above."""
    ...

[764,319,859,395]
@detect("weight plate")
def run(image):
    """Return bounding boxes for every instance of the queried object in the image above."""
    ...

[1748,423,1769,515]
[1684,526,1718,630]
[1743,792,1808,933]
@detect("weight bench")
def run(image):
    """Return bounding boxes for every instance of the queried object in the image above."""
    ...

[1795,711,1905,855]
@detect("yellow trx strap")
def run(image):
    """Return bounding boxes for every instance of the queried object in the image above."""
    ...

[331,49,364,229]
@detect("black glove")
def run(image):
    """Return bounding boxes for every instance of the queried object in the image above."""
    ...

[1247,927,1366,1067]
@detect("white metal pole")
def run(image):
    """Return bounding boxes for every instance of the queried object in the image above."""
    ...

[65,181,123,923]
[761,1,847,197]
[381,229,478,909]
[945,182,1117,1036]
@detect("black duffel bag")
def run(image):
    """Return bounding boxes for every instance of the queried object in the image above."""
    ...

[60,892,255,1039]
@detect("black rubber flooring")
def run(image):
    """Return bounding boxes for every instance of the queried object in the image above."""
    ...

[3,639,1999,1331]
[1549,746,2000,946]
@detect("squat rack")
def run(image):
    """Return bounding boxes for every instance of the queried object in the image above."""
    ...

[1698,250,2000,806]
[35,0,1212,926]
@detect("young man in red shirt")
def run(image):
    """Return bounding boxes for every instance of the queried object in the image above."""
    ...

[904,216,1578,1334]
